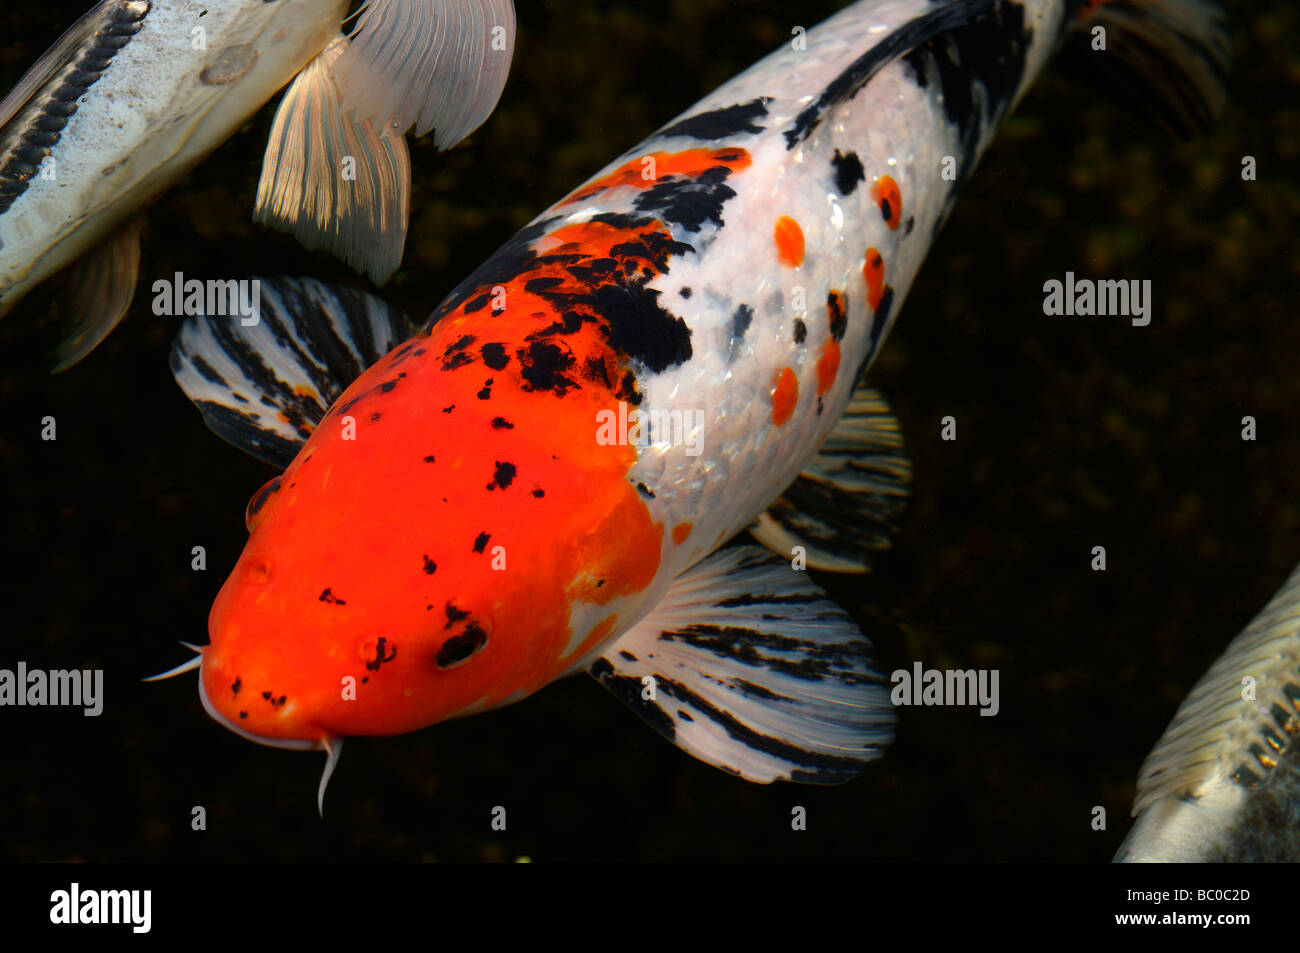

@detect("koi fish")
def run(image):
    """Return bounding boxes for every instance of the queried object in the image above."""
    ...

[1116,561,1300,861]
[0,0,515,369]
[158,0,1228,812]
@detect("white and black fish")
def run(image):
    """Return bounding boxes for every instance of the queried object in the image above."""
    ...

[0,0,515,369]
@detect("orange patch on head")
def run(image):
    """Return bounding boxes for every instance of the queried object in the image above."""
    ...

[773,216,804,267]
[672,521,694,546]
[872,176,902,230]
[771,367,798,426]
[562,147,753,205]
[863,247,885,312]
[816,339,841,397]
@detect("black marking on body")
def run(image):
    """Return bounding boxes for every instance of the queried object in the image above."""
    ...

[444,602,470,629]
[491,416,514,429]
[422,554,437,575]
[636,481,656,500]
[517,340,577,395]
[319,587,347,605]
[472,531,491,553]
[728,303,754,362]
[477,378,493,399]
[656,97,770,141]
[423,454,436,462]
[679,287,692,299]
[583,355,612,388]
[828,292,848,341]
[480,342,510,370]
[793,318,807,344]
[0,1,151,216]
[262,691,288,709]
[619,651,638,663]
[531,487,545,498]
[365,637,396,672]
[830,149,866,195]
[634,164,742,233]
[902,0,1031,185]
[784,0,1005,148]
[436,623,488,669]
[658,623,871,683]
[231,677,242,697]
[487,460,517,491]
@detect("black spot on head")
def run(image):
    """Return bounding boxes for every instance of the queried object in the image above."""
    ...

[531,487,545,498]
[480,342,509,370]
[491,416,514,429]
[583,355,612,389]
[473,531,490,553]
[444,602,470,629]
[830,149,865,195]
[231,677,241,696]
[443,404,455,414]
[444,334,475,355]
[365,637,396,672]
[239,711,247,720]
[441,352,473,371]
[477,378,493,400]
[424,454,436,463]
[793,318,807,344]
[486,460,517,491]
[370,412,382,422]
[517,340,578,395]
[319,588,347,605]
[436,623,489,669]
[423,555,437,575]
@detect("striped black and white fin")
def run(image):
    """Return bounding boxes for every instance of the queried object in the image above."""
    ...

[589,546,895,784]
[749,385,911,574]
[170,277,414,468]
[331,0,516,147]
[1073,0,1230,136]
[255,35,412,285]
[1116,560,1300,861]
[50,216,143,372]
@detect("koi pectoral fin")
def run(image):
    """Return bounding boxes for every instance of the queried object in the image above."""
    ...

[589,546,895,784]
[170,276,414,467]
[254,35,411,285]
[750,384,912,574]
[50,216,144,373]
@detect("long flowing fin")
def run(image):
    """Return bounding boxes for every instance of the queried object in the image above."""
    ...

[750,385,911,574]
[170,277,415,467]
[50,216,143,372]
[330,0,516,146]
[589,546,895,784]
[254,35,412,285]
[1073,0,1230,135]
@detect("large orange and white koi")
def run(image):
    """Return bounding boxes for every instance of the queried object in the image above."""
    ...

[159,0,1227,811]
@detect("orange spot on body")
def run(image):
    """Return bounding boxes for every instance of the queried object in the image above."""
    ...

[774,216,805,267]
[772,367,798,426]
[816,339,841,397]
[562,148,753,205]
[863,247,885,312]
[872,175,902,230]
[672,521,694,546]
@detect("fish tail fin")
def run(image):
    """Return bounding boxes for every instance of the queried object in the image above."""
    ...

[1071,0,1230,135]
[330,0,516,146]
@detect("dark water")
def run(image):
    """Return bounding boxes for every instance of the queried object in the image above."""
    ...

[0,1,1296,861]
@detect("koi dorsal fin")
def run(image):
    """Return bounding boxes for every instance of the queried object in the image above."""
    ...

[169,277,414,468]
[590,546,895,784]
[749,385,912,574]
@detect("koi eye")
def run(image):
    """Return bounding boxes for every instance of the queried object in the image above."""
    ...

[436,624,488,669]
